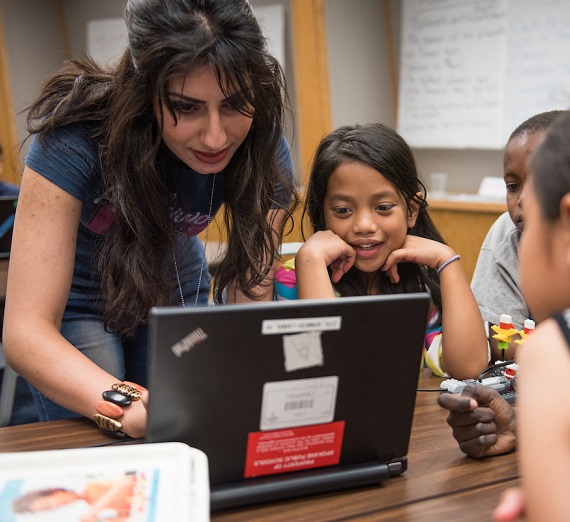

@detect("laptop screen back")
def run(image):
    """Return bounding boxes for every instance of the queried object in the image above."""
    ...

[147,293,429,488]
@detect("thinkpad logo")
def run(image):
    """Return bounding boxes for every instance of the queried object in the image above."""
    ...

[171,327,208,358]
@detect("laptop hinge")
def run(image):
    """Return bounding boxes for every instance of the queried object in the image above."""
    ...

[211,460,393,512]
[388,456,407,476]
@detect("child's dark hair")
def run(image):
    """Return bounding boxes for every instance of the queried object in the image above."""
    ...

[530,112,570,222]
[303,123,445,314]
[508,110,566,143]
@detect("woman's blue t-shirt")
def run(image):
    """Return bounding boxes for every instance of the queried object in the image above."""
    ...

[25,125,293,314]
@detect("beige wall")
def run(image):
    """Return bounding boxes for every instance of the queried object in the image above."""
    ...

[2,0,507,192]
[1,0,64,169]
[326,0,397,129]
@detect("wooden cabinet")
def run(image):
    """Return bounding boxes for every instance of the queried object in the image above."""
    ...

[427,198,507,282]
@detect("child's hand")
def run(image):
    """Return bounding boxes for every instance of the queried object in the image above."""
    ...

[437,384,516,458]
[381,236,455,283]
[297,230,356,283]
[493,487,526,522]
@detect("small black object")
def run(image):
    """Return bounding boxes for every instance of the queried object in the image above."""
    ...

[102,390,132,407]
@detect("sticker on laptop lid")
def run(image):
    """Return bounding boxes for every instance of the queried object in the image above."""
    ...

[260,376,338,431]
[261,316,341,335]
[282,331,324,371]
[244,421,345,478]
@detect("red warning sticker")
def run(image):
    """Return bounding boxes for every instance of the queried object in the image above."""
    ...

[244,421,345,478]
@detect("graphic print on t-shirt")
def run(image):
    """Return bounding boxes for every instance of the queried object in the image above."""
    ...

[85,191,222,237]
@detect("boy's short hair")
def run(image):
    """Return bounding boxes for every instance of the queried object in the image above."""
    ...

[509,110,568,142]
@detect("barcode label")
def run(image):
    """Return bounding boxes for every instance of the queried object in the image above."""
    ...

[285,399,314,411]
[260,376,339,430]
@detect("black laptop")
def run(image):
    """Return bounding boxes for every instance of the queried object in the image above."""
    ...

[0,196,17,258]
[147,293,430,511]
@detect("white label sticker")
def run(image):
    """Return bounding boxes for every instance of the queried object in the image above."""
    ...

[260,376,339,431]
[283,331,324,372]
[262,316,341,335]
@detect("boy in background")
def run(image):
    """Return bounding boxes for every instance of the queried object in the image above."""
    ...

[471,110,566,362]
[438,110,567,462]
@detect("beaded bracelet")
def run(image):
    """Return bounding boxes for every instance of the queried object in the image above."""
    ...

[437,254,461,274]
[93,381,145,439]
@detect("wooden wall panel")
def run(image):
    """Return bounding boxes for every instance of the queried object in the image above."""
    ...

[0,5,19,185]
[428,200,507,282]
[290,0,331,186]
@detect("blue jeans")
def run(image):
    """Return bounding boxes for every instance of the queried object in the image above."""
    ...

[29,236,212,421]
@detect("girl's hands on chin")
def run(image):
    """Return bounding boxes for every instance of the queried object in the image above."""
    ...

[381,236,455,284]
[298,231,356,283]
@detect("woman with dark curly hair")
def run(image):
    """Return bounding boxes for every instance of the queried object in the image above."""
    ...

[3,0,298,438]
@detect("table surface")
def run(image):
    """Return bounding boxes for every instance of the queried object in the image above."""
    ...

[0,370,519,521]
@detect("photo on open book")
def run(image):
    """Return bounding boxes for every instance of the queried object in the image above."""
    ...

[0,468,159,521]
[0,442,209,522]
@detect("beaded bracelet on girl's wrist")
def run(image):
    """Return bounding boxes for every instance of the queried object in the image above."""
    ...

[93,381,145,439]
[436,254,461,274]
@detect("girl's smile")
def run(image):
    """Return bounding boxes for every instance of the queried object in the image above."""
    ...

[350,241,382,259]
[323,161,417,273]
